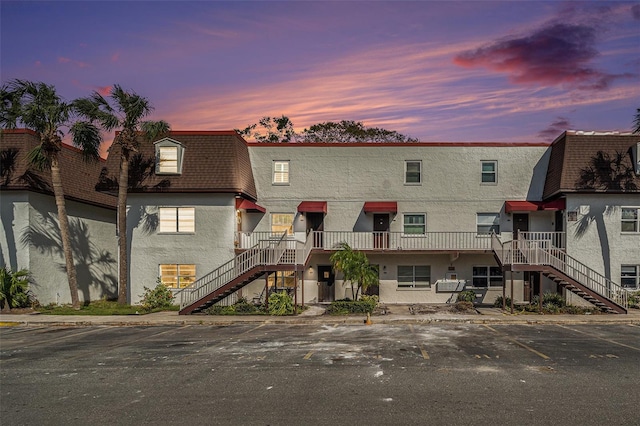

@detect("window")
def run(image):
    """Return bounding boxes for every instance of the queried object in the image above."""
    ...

[398,265,431,288]
[403,214,426,235]
[159,207,195,233]
[477,213,500,235]
[159,264,196,289]
[621,265,639,289]
[271,213,294,235]
[405,161,421,184]
[155,138,184,174]
[481,161,497,184]
[621,208,639,232]
[273,161,290,184]
[472,266,502,287]
[268,271,296,290]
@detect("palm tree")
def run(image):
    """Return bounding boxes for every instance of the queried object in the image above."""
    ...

[0,80,102,309]
[330,242,379,299]
[0,267,30,311]
[74,85,169,304]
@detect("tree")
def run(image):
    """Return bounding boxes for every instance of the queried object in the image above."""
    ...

[299,120,418,143]
[74,85,169,304]
[329,242,379,299]
[0,80,102,309]
[236,115,295,143]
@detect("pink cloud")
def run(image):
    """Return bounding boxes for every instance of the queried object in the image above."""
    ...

[57,56,91,68]
[97,86,112,96]
[111,52,120,62]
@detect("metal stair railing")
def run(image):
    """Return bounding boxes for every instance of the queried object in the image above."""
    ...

[179,231,315,310]
[491,233,627,310]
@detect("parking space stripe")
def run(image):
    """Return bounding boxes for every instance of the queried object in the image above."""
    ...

[420,347,430,360]
[303,351,314,360]
[483,324,550,360]
[556,325,640,352]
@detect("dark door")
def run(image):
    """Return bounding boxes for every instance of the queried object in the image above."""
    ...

[363,264,380,296]
[373,214,390,249]
[317,265,334,302]
[513,213,529,239]
[306,212,324,248]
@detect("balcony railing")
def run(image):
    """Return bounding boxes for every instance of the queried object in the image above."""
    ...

[236,231,495,251]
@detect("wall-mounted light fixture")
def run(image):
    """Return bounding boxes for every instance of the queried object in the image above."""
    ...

[308,266,314,275]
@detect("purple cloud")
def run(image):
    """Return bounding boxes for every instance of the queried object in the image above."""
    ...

[454,23,626,90]
[538,117,574,140]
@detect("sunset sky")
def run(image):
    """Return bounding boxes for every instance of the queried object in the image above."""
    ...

[2,1,639,147]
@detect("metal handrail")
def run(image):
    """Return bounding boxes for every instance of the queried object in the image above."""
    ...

[494,233,627,309]
[180,231,313,310]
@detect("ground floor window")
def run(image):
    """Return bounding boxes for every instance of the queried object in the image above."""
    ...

[621,265,639,289]
[398,265,431,288]
[267,271,296,290]
[472,266,502,287]
[159,264,196,288]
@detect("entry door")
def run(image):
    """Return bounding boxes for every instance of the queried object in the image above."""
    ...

[317,265,334,302]
[306,212,324,248]
[513,213,529,239]
[373,214,390,249]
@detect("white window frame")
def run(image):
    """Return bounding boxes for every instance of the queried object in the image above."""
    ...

[271,213,294,235]
[403,213,426,235]
[155,138,185,175]
[273,160,290,185]
[159,264,196,289]
[481,160,497,184]
[159,207,195,233]
[404,160,422,185]
[477,213,500,235]
[472,266,503,288]
[621,265,639,289]
[621,207,640,233]
[397,265,431,289]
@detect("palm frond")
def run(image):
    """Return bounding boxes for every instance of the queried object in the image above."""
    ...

[140,120,170,141]
[26,145,51,171]
[70,121,102,162]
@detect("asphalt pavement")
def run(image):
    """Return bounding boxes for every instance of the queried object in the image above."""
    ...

[1,304,639,327]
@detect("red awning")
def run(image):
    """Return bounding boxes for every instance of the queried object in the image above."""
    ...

[363,201,398,213]
[540,199,565,211]
[297,201,327,213]
[505,201,539,213]
[236,198,266,213]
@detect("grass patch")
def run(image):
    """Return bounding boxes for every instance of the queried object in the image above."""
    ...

[36,299,179,315]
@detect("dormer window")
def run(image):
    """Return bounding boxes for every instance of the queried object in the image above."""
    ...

[155,138,185,175]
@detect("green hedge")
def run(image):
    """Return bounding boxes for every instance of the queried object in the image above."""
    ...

[326,295,378,315]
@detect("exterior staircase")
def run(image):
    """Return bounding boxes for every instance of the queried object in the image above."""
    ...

[491,232,628,314]
[178,233,313,315]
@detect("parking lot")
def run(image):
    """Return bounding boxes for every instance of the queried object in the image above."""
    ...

[1,323,639,425]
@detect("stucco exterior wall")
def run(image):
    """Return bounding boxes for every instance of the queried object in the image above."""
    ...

[1,191,117,305]
[565,194,640,284]
[127,193,237,304]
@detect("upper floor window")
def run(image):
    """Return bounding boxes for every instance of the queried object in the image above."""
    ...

[403,213,426,235]
[159,264,196,289]
[155,138,185,175]
[621,265,639,289]
[159,207,195,233]
[481,161,497,184]
[405,161,421,184]
[477,213,500,235]
[621,207,639,232]
[273,161,290,185]
[271,213,294,235]
[398,265,431,288]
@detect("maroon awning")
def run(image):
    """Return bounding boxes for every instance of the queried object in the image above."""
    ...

[363,201,397,213]
[540,198,565,211]
[236,198,266,213]
[297,201,327,213]
[505,201,539,213]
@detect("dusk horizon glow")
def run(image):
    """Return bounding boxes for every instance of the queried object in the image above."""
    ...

[2,1,639,153]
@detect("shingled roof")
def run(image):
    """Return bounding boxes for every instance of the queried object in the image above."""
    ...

[100,131,258,201]
[0,129,116,209]
[543,131,640,199]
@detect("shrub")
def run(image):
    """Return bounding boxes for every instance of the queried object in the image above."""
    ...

[542,292,565,308]
[453,301,474,312]
[139,281,175,312]
[0,267,32,310]
[493,295,512,308]
[627,291,640,309]
[205,297,264,315]
[268,291,294,316]
[457,290,476,303]
[326,295,379,315]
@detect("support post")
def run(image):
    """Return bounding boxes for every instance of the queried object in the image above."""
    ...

[301,268,305,308]
[538,271,543,313]
[502,270,506,311]
[294,270,298,312]
[264,272,269,311]
[510,272,514,314]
